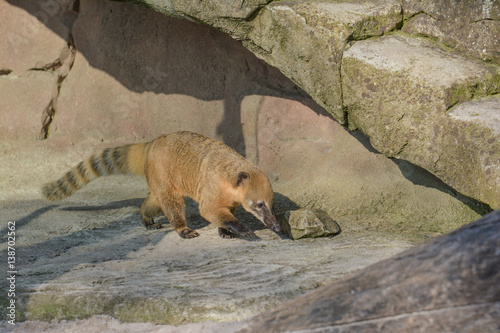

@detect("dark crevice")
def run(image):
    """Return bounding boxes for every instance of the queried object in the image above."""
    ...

[471,18,499,23]
[38,3,79,140]
[29,59,63,72]
[393,5,405,31]
[403,10,440,23]
[242,0,273,22]
[338,51,348,127]
[39,101,57,140]
[0,69,12,75]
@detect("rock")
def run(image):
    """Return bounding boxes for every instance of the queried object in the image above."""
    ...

[255,96,487,237]
[342,33,500,208]
[279,209,340,240]
[0,197,412,325]
[241,209,500,332]
[51,0,301,148]
[402,0,500,63]
[0,0,77,141]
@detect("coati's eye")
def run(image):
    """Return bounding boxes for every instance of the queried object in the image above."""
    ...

[256,202,265,209]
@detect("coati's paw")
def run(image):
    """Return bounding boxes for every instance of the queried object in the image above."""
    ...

[179,228,200,239]
[218,227,235,239]
[145,222,163,230]
[222,221,257,239]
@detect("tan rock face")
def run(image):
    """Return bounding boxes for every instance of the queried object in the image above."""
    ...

[0,0,74,74]
[0,73,57,140]
[51,0,302,153]
[0,0,76,140]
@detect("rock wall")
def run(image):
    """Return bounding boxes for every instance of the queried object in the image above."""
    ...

[0,0,493,236]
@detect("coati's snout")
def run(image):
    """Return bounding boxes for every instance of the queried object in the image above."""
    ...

[262,205,280,233]
[237,171,281,233]
[246,200,280,233]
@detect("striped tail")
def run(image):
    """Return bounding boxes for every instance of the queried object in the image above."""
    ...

[42,143,148,201]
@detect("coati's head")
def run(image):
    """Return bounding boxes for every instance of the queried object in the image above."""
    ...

[236,171,281,233]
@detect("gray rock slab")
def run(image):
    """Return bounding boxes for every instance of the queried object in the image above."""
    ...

[6,209,498,333]
[449,94,500,137]
[245,0,402,121]
[342,33,500,208]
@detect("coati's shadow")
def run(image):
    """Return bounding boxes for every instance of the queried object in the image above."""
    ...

[62,198,143,211]
[62,193,299,239]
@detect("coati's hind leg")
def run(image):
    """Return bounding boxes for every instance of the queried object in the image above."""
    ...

[140,193,163,230]
[157,190,199,239]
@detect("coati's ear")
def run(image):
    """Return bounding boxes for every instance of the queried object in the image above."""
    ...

[236,171,250,186]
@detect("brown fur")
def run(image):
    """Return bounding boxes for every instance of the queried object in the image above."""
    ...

[42,131,280,239]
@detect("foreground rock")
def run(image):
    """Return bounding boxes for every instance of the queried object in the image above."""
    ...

[278,209,340,240]
[241,209,500,332]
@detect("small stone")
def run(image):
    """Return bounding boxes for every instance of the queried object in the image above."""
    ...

[278,208,340,240]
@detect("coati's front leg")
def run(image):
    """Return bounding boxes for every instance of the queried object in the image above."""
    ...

[200,206,256,239]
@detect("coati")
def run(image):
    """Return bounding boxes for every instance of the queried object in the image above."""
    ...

[42,131,280,239]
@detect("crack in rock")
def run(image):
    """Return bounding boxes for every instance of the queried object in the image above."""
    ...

[39,2,79,140]
[0,68,12,75]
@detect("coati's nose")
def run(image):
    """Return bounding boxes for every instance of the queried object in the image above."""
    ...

[272,225,281,233]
